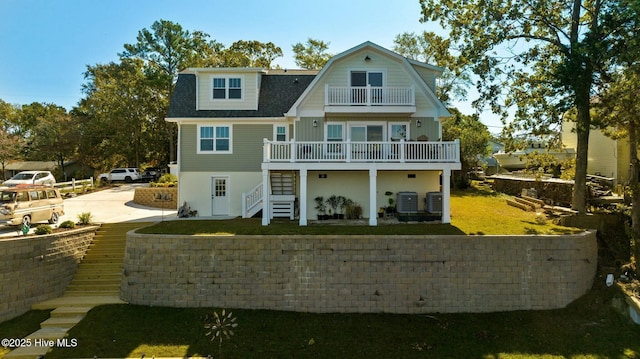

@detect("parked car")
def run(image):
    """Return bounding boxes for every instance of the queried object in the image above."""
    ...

[0,186,64,226]
[140,167,165,182]
[1,171,56,187]
[98,168,142,183]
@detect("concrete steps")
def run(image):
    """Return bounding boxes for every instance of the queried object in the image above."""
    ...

[6,223,149,359]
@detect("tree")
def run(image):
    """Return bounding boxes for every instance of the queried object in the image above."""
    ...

[419,0,633,213]
[442,108,491,188]
[291,38,332,70]
[28,104,78,179]
[596,70,640,272]
[393,32,471,104]
[120,19,224,162]
[222,40,283,68]
[77,59,168,171]
[0,99,23,180]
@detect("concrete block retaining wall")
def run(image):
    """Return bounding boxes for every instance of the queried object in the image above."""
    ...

[0,227,97,322]
[133,187,177,209]
[122,231,597,313]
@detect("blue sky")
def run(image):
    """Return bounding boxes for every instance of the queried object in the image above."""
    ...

[0,0,502,130]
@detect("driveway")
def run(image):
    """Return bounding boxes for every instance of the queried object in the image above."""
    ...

[0,184,177,237]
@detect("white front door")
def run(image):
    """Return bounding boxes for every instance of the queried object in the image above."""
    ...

[211,176,229,215]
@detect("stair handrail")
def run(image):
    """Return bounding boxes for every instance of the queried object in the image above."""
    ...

[242,182,263,218]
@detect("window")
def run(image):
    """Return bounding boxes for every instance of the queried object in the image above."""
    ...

[198,125,232,153]
[326,123,344,142]
[350,71,383,87]
[390,123,408,140]
[325,123,344,156]
[212,77,242,100]
[228,78,242,99]
[274,125,288,142]
[213,78,226,99]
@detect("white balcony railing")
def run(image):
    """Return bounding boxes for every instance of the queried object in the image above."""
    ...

[325,85,415,106]
[264,139,460,164]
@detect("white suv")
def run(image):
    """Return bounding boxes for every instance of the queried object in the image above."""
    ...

[99,168,142,183]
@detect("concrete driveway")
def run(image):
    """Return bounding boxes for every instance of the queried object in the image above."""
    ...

[0,184,177,237]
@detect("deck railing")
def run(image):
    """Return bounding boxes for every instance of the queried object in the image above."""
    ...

[325,85,415,106]
[264,139,460,163]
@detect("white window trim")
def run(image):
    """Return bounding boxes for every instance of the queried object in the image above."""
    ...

[273,124,289,142]
[197,124,233,154]
[347,122,387,142]
[324,122,345,142]
[347,68,387,87]
[211,75,244,101]
[388,122,410,141]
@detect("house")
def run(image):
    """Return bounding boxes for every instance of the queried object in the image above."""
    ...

[562,121,634,184]
[166,41,460,226]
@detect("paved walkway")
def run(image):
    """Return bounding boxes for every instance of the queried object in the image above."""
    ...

[5,185,174,358]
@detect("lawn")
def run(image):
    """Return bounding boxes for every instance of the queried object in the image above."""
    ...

[42,285,640,358]
[138,186,580,236]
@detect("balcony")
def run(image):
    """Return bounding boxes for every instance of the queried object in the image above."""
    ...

[324,85,415,114]
[263,139,460,164]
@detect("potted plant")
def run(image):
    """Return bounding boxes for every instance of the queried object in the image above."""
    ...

[326,195,340,219]
[336,195,348,219]
[346,201,363,219]
[384,191,396,215]
[314,196,327,220]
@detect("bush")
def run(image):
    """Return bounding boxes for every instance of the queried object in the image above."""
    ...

[151,173,178,187]
[35,224,53,235]
[77,212,94,225]
[60,220,76,229]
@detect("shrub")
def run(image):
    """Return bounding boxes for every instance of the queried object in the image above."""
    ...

[77,212,94,225]
[35,224,53,235]
[60,220,76,229]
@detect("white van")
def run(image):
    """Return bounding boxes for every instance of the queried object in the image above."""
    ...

[0,186,64,226]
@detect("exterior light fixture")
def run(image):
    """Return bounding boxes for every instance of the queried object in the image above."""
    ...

[313,119,318,127]
[417,120,422,127]
[364,55,371,61]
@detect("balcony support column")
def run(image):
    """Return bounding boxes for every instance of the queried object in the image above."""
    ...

[299,168,308,226]
[261,169,270,226]
[369,168,377,226]
[441,169,451,224]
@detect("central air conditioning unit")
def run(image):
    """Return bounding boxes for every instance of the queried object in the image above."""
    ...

[396,191,418,213]
[426,192,443,213]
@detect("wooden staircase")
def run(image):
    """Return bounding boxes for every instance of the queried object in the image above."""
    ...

[6,222,146,359]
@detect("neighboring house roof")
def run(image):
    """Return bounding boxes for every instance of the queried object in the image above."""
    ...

[167,72,316,118]
[285,41,451,118]
[4,161,64,171]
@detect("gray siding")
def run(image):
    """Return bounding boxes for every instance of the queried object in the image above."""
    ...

[296,117,324,141]
[180,124,271,172]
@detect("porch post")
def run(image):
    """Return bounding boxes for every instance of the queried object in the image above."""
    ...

[261,169,270,226]
[441,169,451,223]
[299,168,308,226]
[369,168,377,226]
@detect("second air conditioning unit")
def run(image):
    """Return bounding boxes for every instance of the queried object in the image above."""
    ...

[426,192,443,213]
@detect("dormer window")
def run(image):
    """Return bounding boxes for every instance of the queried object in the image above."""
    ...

[212,77,243,100]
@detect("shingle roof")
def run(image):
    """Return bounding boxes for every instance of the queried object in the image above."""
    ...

[167,73,316,118]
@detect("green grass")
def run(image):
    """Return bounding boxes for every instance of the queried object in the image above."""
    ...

[43,286,640,359]
[0,310,51,357]
[138,186,580,236]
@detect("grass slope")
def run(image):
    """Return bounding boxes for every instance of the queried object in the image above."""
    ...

[45,286,639,358]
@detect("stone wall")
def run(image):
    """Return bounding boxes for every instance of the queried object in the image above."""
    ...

[492,175,574,206]
[133,187,177,209]
[122,231,597,313]
[0,227,97,322]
